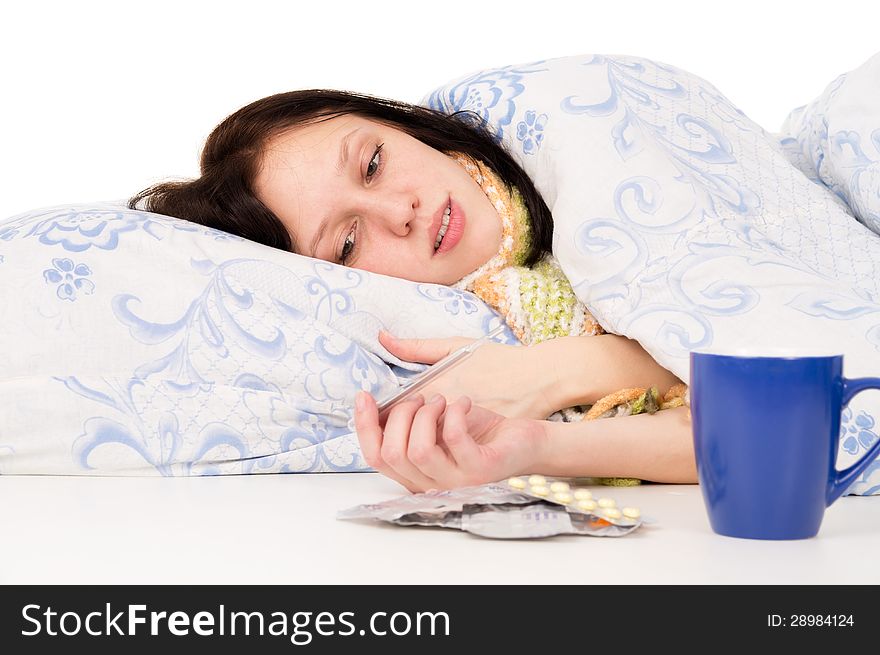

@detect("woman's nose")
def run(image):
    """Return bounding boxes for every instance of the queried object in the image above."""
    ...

[370,195,418,235]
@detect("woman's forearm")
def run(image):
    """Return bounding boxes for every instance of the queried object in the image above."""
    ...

[533,405,698,483]
[539,334,683,409]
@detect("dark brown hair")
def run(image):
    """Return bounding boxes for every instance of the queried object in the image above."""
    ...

[128,89,553,267]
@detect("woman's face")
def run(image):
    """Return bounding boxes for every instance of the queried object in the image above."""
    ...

[253,114,502,285]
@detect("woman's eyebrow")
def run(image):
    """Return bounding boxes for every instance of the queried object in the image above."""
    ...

[310,127,362,257]
[335,127,361,175]
[309,218,329,258]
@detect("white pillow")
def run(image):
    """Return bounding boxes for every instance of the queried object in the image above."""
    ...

[780,52,880,233]
[0,201,513,475]
[777,50,880,235]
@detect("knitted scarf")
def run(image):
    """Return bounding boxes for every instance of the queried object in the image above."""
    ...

[449,153,604,345]
[448,152,688,487]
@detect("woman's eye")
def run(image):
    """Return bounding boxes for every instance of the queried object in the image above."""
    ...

[339,225,356,264]
[366,143,385,182]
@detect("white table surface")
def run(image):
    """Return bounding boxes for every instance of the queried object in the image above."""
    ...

[2,473,878,585]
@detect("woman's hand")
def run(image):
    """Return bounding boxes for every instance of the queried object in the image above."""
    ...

[354,390,546,493]
[378,330,563,420]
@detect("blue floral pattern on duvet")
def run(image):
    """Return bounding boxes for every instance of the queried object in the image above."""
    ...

[420,52,880,496]
[422,59,548,149]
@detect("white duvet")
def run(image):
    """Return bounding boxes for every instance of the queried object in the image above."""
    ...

[421,51,880,496]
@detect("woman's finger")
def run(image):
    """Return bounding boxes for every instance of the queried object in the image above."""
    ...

[380,394,439,490]
[407,394,455,481]
[353,391,420,492]
[441,396,482,474]
[378,331,473,365]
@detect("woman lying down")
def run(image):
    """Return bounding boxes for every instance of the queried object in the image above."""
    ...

[129,90,696,493]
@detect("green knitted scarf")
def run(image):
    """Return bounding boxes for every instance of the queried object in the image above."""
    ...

[448,153,603,346]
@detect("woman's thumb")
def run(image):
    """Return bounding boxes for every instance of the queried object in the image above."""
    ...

[378,330,472,365]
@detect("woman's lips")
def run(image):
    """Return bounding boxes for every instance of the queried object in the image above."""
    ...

[435,197,465,255]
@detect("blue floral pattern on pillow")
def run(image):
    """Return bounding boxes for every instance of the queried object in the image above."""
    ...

[777,52,880,236]
[0,202,512,476]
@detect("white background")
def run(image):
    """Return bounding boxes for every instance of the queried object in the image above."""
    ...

[2,0,878,219]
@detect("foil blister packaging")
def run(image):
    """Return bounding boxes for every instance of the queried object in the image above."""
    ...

[337,477,652,539]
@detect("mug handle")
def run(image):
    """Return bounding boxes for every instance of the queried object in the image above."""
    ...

[827,376,880,505]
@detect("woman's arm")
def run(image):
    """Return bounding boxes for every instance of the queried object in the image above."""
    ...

[535,405,697,483]
[538,334,684,410]
[379,331,684,421]
[354,388,697,493]
[379,332,568,420]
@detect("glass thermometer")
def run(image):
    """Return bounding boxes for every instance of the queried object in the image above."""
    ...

[376,324,506,417]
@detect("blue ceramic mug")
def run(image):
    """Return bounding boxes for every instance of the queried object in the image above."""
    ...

[690,352,880,540]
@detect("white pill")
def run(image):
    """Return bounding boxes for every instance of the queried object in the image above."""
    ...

[528,475,547,486]
[573,489,593,500]
[553,491,573,504]
[622,507,641,519]
[530,484,549,497]
[507,477,527,489]
[576,499,597,511]
[550,481,570,493]
[597,497,616,508]
[603,507,622,520]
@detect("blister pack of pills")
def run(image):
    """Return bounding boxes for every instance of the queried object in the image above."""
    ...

[507,475,645,523]
[337,476,651,539]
